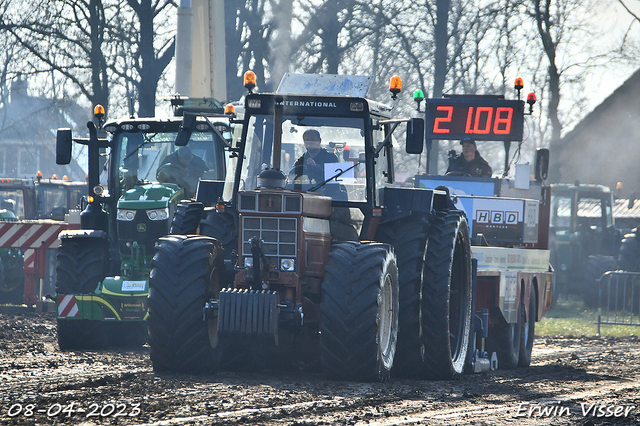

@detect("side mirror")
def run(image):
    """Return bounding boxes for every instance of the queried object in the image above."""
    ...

[176,113,197,146]
[406,117,424,154]
[535,148,549,181]
[56,128,73,165]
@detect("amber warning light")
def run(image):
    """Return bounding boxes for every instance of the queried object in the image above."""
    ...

[94,104,105,119]
[244,71,256,93]
[514,78,524,90]
[225,104,236,115]
[389,76,402,99]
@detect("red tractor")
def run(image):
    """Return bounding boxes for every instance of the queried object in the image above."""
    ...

[148,73,473,381]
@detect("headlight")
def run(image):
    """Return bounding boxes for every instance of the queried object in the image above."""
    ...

[146,208,169,221]
[117,209,136,221]
[281,258,295,271]
[244,257,253,268]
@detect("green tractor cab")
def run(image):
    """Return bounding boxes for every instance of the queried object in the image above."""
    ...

[549,183,622,305]
[54,105,232,350]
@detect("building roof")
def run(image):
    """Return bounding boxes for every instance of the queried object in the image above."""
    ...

[553,68,640,195]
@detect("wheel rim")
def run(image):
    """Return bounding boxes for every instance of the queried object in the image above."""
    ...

[378,273,394,358]
[449,233,466,362]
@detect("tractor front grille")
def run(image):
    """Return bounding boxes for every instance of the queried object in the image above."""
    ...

[242,216,297,267]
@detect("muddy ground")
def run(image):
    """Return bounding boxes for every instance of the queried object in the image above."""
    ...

[1,311,639,426]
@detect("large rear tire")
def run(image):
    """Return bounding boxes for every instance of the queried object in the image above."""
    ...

[320,242,399,382]
[148,235,224,374]
[170,201,204,235]
[519,285,537,367]
[376,214,429,377]
[421,211,473,379]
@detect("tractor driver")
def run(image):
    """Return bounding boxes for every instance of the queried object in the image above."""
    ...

[157,146,208,198]
[291,129,339,184]
[446,137,493,178]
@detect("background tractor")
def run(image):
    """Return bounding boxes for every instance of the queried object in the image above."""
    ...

[54,100,231,350]
[0,175,86,304]
[549,183,623,306]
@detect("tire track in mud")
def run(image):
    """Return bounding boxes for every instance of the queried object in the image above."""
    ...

[3,312,640,426]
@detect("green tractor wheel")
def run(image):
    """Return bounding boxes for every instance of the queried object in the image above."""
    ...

[55,239,109,295]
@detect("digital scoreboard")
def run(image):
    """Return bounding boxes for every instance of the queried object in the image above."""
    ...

[424,97,525,142]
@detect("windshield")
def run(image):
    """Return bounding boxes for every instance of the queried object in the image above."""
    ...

[113,129,225,198]
[226,114,367,202]
[0,189,25,219]
[550,193,612,230]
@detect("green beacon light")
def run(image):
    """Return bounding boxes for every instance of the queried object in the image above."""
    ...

[413,89,424,112]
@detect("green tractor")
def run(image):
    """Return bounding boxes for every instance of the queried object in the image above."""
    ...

[549,183,623,306]
[54,102,231,350]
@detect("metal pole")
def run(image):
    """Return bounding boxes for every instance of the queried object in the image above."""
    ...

[175,0,193,97]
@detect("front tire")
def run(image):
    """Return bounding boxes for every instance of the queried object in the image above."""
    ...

[200,210,237,261]
[170,201,204,235]
[148,235,224,374]
[320,242,399,382]
[421,211,473,379]
[55,239,108,294]
[55,239,108,351]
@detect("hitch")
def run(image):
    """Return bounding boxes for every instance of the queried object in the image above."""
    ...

[122,241,146,279]
[468,308,498,372]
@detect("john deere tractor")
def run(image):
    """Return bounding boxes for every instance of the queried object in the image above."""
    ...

[54,101,231,350]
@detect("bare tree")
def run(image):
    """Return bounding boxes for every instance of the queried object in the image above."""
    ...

[111,0,176,116]
[1,0,114,112]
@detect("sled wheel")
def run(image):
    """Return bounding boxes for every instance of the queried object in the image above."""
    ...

[57,319,102,351]
[487,289,523,370]
[519,285,537,367]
